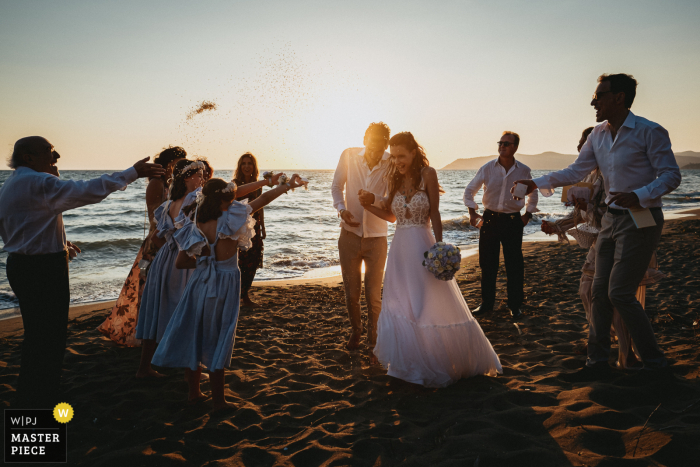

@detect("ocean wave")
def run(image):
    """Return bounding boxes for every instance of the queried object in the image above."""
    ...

[442,213,567,231]
[70,238,144,251]
[267,257,339,269]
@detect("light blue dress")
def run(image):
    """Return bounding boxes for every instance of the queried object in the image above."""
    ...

[135,189,201,342]
[152,200,256,371]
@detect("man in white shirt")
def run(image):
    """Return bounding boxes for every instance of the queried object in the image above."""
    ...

[464,131,538,319]
[331,122,391,351]
[514,74,682,381]
[0,136,164,408]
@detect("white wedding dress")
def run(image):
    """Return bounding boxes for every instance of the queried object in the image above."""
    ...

[373,190,503,387]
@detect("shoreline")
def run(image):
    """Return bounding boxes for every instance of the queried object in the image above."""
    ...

[1,206,698,334]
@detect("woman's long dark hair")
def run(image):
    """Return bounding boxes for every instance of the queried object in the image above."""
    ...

[153,146,187,183]
[169,159,202,201]
[182,178,236,224]
[233,152,260,185]
[386,132,435,203]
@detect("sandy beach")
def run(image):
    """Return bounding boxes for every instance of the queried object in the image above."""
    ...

[1,214,699,466]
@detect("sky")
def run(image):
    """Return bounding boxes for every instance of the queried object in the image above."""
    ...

[1,0,699,170]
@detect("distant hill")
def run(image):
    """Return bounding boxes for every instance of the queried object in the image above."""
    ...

[442,150,700,170]
[683,163,700,170]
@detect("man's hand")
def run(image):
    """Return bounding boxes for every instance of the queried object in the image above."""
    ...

[261,226,266,240]
[468,208,483,228]
[521,213,532,226]
[541,220,556,235]
[133,157,165,179]
[609,192,641,209]
[67,241,81,259]
[340,209,360,227]
[358,189,375,207]
[511,179,537,200]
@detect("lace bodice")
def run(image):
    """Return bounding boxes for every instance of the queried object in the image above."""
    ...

[392,191,430,229]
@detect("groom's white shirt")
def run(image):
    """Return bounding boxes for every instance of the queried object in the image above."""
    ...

[331,147,390,238]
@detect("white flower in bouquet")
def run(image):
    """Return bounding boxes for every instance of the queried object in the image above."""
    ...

[422,242,462,281]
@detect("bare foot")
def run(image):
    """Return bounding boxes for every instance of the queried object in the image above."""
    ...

[241,296,259,308]
[345,332,361,350]
[212,400,237,412]
[188,392,210,404]
[136,368,166,379]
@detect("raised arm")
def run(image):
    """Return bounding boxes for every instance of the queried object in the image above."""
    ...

[424,167,443,242]
[44,157,163,214]
[248,175,305,213]
[237,173,283,199]
[514,138,598,198]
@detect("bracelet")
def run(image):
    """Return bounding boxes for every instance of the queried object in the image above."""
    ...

[268,178,274,187]
[339,209,346,217]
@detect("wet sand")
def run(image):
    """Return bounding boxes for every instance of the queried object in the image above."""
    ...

[1,216,699,466]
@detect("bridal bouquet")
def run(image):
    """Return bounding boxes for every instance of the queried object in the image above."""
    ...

[423,242,461,281]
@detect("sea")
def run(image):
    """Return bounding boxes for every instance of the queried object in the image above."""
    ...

[1,169,699,316]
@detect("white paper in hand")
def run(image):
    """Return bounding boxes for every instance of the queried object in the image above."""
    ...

[513,183,528,199]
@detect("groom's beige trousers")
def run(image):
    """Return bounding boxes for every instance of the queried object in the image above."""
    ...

[338,228,387,345]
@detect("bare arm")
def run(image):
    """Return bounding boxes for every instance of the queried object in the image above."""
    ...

[363,203,396,223]
[248,175,304,213]
[237,173,283,199]
[424,167,443,242]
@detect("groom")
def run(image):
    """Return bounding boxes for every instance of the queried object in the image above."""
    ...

[331,122,391,351]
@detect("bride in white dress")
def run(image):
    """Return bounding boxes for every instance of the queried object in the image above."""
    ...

[361,132,502,388]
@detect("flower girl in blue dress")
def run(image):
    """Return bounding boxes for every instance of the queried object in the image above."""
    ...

[135,159,203,378]
[136,160,282,379]
[152,174,305,410]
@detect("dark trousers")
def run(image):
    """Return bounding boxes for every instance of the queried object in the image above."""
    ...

[7,251,70,409]
[478,210,524,309]
[589,209,666,368]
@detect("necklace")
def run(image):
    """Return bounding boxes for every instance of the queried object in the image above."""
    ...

[400,179,416,208]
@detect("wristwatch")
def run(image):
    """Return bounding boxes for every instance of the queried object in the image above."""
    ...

[339,209,346,218]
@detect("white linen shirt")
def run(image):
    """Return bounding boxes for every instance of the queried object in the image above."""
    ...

[532,112,681,209]
[331,147,391,238]
[463,159,539,214]
[0,166,139,255]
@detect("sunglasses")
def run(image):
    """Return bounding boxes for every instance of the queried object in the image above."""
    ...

[591,90,615,101]
[497,141,514,147]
